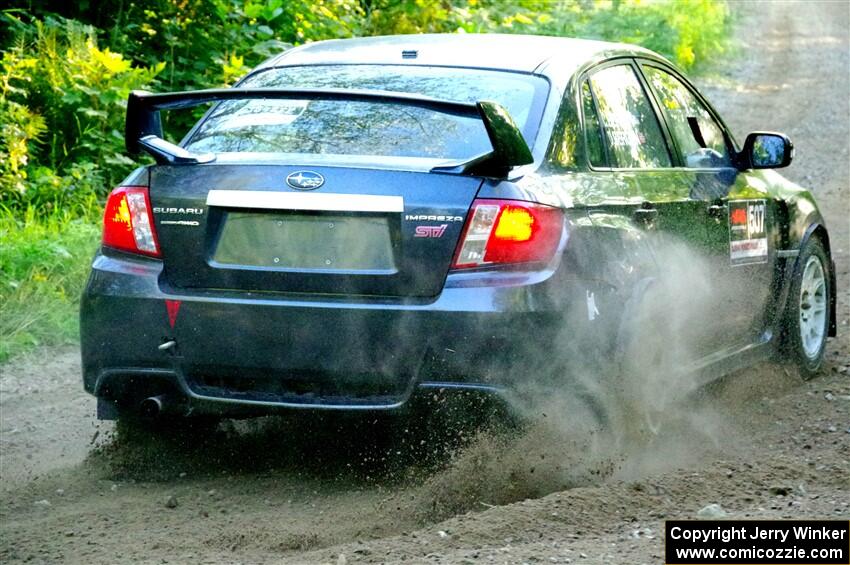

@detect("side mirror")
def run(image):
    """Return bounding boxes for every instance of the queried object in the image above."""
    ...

[741,132,794,169]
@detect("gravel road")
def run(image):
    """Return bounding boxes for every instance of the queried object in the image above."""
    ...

[1,1,848,563]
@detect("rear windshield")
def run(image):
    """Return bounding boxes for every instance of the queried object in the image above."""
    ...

[183,65,548,162]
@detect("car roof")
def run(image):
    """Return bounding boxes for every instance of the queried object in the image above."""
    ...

[254,34,662,87]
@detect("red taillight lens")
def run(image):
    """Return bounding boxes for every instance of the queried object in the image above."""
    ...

[452,199,564,269]
[102,186,160,257]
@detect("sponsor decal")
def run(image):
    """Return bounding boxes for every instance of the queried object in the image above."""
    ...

[729,206,747,226]
[414,224,448,238]
[729,199,768,265]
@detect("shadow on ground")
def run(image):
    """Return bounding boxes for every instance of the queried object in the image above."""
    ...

[85,391,513,487]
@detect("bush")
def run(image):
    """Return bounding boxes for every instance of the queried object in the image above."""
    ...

[0,14,162,216]
[109,1,359,87]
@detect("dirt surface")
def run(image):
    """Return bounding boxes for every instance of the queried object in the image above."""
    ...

[1,2,848,563]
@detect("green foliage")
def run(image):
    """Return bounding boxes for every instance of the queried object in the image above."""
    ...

[359,0,464,34]
[0,47,46,203]
[0,14,162,216]
[452,0,731,70]
[0,209,99,362]
[111,0,360,88]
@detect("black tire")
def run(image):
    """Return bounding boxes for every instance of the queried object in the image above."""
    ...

[781,236,831,379]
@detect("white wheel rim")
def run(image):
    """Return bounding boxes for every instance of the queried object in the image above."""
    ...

[799,255,827,359]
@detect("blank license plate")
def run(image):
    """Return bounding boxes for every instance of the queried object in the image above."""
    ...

[213,211,396,271]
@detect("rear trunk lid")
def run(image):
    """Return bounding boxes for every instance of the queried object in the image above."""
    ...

[150,163,481,297]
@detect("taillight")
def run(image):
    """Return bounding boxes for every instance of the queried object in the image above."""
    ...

[452,199,564,269]
[102,186,160,257]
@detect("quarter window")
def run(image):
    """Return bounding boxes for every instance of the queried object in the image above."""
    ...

[580,81,607,167]
[587,65,671,169]
[643,66,732,168]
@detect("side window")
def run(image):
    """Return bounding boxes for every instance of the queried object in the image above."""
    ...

[588,65,671,169]
[580,80,607,167]
[643,66,732,168]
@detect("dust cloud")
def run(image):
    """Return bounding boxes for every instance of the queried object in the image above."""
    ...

[407,238,743,522]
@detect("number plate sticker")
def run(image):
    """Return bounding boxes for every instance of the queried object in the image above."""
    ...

[729,199,768,265]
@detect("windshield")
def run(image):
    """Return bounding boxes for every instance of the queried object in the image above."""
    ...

[184,65,548,162]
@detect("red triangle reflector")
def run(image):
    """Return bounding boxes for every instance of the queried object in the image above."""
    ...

[165,300,181,329]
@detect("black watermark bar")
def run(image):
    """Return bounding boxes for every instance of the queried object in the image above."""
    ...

[665,520,849,564]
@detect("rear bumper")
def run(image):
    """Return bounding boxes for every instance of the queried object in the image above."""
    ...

[92,367,507,418]
[81,252,579,415]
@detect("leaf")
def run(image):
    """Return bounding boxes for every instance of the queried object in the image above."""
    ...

[243,3,263,19]
[104,153,137,166]
[251,39,291,57]
[53,246,72,259]
[61,92,83,105]
[78,108,108,119]
[75,85,99,96]
[90,46,132,75]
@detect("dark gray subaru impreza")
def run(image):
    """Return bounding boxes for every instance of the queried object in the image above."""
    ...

[81,34,836,426]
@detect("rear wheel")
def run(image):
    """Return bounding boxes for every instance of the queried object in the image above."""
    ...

[612,278,692,441]
[782,237,831,378]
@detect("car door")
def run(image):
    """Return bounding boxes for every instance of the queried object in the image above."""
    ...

[638,62,776,349]
[580,61,732,357]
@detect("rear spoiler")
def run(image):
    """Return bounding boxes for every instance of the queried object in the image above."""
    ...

[125,88,533,177]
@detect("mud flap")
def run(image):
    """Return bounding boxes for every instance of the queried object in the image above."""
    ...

[97,397,120,420]
[828,257,837,337]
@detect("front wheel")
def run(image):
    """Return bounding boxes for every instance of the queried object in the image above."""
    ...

[782,237,831,378]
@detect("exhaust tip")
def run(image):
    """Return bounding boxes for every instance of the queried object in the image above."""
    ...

[139,395,165,418]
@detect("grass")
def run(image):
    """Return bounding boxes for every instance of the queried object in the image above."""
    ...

[0,209,100,362]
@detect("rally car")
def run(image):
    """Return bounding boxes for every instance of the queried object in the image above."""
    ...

[81,34,836,424]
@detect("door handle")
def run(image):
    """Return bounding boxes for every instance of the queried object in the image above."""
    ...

[708,203,727,218]
[633,207,658,225]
